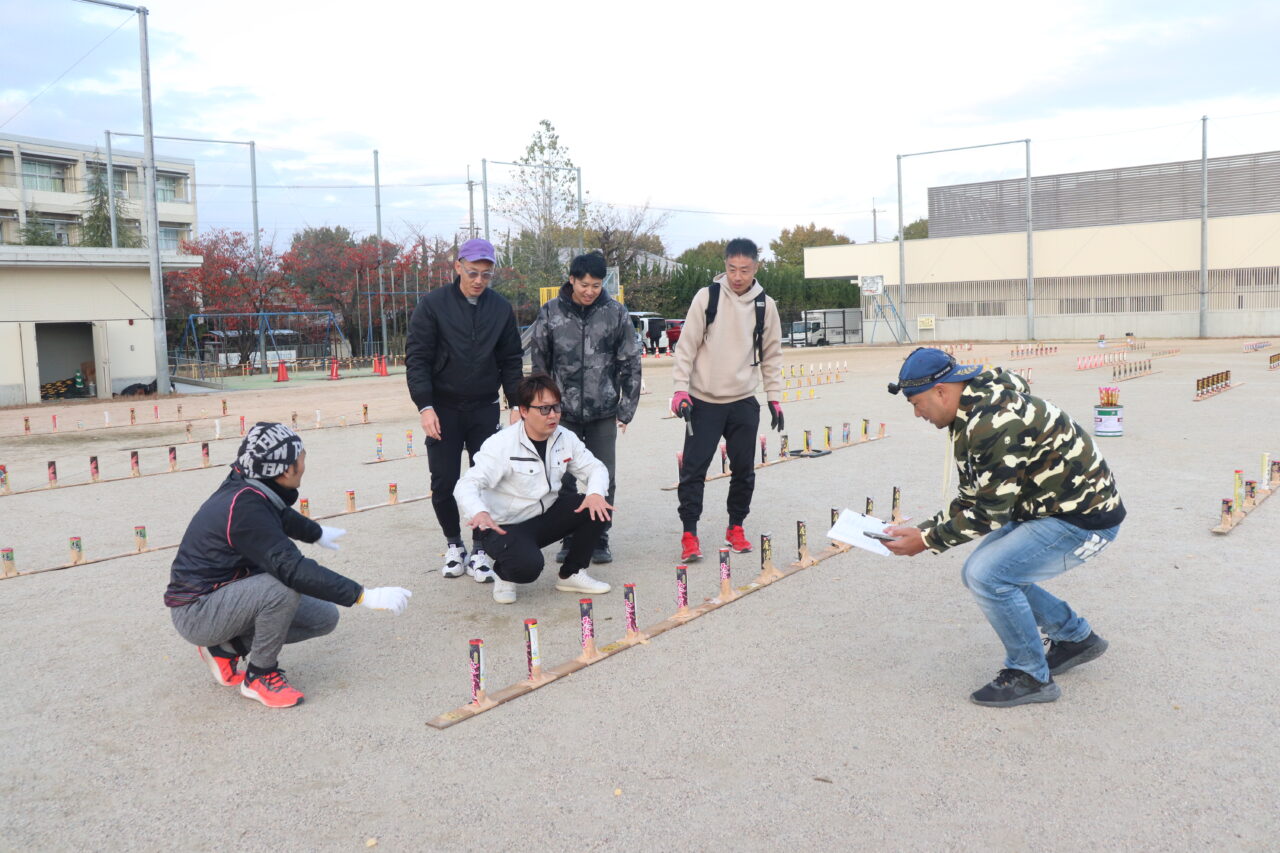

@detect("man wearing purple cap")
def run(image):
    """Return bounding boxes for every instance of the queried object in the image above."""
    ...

[882,347,1124,708]
[406,238,524,579]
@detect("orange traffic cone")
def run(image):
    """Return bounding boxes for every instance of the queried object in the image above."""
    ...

[328,358,341,381]
[275,361,290,382]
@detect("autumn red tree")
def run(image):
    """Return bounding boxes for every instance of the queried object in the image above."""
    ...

[166,229,310,366]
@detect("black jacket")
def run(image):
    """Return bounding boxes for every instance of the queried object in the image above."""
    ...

[405,280,523,411]
[165,468,362,608]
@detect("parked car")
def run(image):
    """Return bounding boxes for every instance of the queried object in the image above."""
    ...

[665,319,685,349]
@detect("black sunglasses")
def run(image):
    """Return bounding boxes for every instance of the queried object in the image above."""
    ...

[527,403,563,416]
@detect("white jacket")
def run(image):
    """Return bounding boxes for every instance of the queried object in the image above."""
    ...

[454,422,609,526]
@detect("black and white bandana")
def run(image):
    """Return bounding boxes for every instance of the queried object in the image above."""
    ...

[234,421,304,479]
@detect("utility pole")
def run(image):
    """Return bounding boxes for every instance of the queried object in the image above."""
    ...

[871,198,886,242]
[1199,116,1209,338]
[374,150,387,356]
[466,165,477,239]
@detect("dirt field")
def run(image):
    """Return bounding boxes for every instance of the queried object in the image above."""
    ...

[1,339,1277,851]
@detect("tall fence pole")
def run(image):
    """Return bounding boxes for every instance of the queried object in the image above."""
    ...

[1200,116,1209,338]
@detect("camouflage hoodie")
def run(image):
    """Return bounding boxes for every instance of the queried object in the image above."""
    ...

[528,283,642,424]
[920,367,1125,553]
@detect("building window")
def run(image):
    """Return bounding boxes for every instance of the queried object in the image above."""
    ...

[86,163,139,198]
[22,159,68,192]
[159,225,189,251]
[1128,295,1165,312]
[156,173,187,202]
[1096,297,1126,313]
[946,302,975,317]
[1058,297,1092,314]
[976,301,1009,316]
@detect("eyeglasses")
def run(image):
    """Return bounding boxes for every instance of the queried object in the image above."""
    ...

[461,269,495,281]
[527,402,562,416]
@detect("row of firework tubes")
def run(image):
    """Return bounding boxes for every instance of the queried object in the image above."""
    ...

[1270,353,1280,369]
[2,406,375,495]
[1008,345,1058,358]
[19,402,372,436]
[679,420,887,475]
[1219,456,1280,528]
[1195,371,1233,397]
[464,503,900,707]
[0,479,409,577]
[1113,359,1153,379]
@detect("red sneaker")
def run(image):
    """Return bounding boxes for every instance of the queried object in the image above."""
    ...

[680,532,703,562]
[240,668,304,708]
[724,525,753,553]
[198,646,243,686]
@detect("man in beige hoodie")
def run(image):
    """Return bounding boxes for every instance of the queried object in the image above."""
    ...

[670,238,784,561]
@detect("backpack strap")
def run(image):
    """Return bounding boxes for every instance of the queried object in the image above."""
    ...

[703,282,720,329]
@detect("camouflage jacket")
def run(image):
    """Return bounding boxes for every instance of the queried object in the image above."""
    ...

[920,367,1125,553]
[527,284,642,424]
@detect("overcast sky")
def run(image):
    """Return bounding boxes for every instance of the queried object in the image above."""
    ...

[2,0,1277,257]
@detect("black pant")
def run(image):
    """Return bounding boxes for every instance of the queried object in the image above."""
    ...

[559,417,617,536]
[425,401,499,542]
[475,492,606,583]
[677,396,760,534]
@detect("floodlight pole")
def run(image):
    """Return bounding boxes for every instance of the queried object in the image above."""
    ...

[481,158,584,259]
[105,131,118,247]
[897,137,1034,343]
[1199,116,1209,338]
[374,149,386,356]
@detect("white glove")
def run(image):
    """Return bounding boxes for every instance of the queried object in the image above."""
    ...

[317,526,346,550]
[360,586,412,615]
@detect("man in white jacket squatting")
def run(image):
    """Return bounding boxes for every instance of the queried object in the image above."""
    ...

[454,372,615,604]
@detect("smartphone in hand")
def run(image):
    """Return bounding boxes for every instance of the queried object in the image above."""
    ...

[863,530,896,542]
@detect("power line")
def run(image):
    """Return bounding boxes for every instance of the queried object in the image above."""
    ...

[0,12,134,131]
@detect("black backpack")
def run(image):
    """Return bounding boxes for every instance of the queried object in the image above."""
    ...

[704,282,767,366]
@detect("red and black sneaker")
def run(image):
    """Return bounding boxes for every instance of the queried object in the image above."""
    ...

[240,668,304,708]
[680,532,703,562]
[198,646,243,686]
[724,525,753,553]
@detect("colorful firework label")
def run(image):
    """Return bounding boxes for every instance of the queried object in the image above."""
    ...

[168,447,178,472]
[300,498,310,517]
[761,534,772,564]
[525,619,541,676]
[469,639,484,701]
[676,565,689,609]
[842,422,851,444]
[201,443,211,467]
[89,457,99,482]
[719,548,731,580]
[796,520,807,558]
[579,599,595,646]
[134,525,148,551]
[624,584,638,633]
[47,461,57,487]
[388,483,399,503]
[130,451,140,477]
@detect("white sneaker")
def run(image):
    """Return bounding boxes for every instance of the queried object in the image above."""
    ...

[492,579,517,604]
[467,550,496,583]
[440,543,467,578]
[555,570,611,594]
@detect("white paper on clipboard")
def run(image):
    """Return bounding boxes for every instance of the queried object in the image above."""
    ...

[826,509,894,557]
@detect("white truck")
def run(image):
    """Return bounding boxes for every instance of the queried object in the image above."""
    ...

[784,308,863,347]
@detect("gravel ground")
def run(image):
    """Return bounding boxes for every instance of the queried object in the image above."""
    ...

[1,339,1277,851]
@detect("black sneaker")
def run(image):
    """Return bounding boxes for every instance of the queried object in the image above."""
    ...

[555,538,572,564]
[1045,632,1109,676]
[591,534,613,564]
[970,668,1061,708]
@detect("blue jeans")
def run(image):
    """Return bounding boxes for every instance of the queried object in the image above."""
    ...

[961,517,1120,683]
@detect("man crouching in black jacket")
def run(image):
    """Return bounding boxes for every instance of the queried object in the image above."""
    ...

[165,422,411,708]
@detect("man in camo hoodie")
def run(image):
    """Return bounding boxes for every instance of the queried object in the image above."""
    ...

[528,252,642,564]
[884,348,1125,708]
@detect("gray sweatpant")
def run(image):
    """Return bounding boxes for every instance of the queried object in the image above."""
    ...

[170,573,340,669]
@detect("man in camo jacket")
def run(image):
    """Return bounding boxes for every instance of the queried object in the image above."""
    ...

[883,347,1125,708]
[528,251,642,564]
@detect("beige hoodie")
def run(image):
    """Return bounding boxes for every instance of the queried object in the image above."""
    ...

[671,274,783,404]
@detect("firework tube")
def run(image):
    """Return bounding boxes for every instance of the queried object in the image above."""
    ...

[315,410,322,429]
[130,451,140,477]
[0,465,8,494]
[676,451,683,475]
[1234,470,1243,510]
[214,419,222,439]
[861,418,869,441]
[878,422,886,438]
[1220,499,1233,528]
[842,422,851,445]
[291,411,298,430]
[222,398,228,415]
[134,525,148,552]
[1,547,15,577]
[892,486,902,522]
[780,434,789,459]
[623,583,647,643]
[1245,480,1257,504]
[362,404,369,424]
[51,415,57,432]
[24,417,30,435]
[388,483,398,504]
[824,426,832,450]
[866,496,874,516]
[406,430,414,456]
[718,547,737,602]
[130,408,136,425]
[300,498,310,518]
[89,456,99,483]
[345,489,356,513]
[168,446,178,472]
[720,442,728,474]
[797,520,807,561]
[578,598,601,661]
[524,619,545,682]
[376,433,384,460]
[674,565,691,620]
[239,416,246,436]
[47,460,57,488]
[469,639,486,705]
[69,536,83,565]
[803,430,812,453]
[201,443,210,468]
